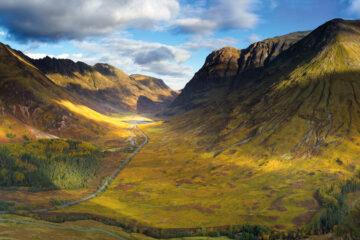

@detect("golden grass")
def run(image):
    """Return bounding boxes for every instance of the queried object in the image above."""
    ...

[56,100,151,129]
[53,122,323,230]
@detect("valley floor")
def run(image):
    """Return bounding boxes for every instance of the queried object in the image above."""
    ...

[53,122,322,230]
[0,109,358,239]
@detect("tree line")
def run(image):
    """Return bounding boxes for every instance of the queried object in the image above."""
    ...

[310,173,360,238]
[0,139,101,190]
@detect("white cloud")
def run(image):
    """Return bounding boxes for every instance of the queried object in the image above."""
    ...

[25,53,51,59]
[0,0,263,41]
[68,36,193,89]
[247,34,261,44]
[57,53,84,60]
[0,31,5,36]
[0,0,180,41]
[182,37,238,50]
[174,0,260,34]
[174,18,217,35]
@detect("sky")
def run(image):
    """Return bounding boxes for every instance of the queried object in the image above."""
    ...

[0,0,358,90]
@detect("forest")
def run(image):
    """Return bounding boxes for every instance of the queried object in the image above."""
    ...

[310,173,360,239]
[0,139,102,190]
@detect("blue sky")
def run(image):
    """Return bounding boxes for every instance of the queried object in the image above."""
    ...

[0,0,357,89]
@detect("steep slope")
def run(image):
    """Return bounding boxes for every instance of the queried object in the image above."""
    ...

[213,18,360,157]
[0,43,112,140]
[168,19,360,157]
[170,31,310,111]
[28,57,178,113]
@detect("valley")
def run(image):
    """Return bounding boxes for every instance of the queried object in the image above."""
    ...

[1,18,360,240]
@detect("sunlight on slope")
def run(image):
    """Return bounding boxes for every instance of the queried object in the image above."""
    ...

[56,100,152,129]
[6,47,39,70]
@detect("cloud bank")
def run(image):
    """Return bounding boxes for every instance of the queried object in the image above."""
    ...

[0,0,179,41]
[0,0,261,41]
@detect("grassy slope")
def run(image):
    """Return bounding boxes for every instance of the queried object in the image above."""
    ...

[0,43,109,141]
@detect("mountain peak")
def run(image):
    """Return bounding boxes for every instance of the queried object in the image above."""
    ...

[273,19,360,69]
[29,56,93,76]
[327,18,344,23]
[93,63,118,76]
[170,30,309,110]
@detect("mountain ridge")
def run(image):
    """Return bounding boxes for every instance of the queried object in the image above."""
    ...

[0,42,178,141]
[170,30,310,111]
[26,53,179,113]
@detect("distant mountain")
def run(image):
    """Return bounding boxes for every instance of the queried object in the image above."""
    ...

[167,19,360,158]
[0,43,177,140]
[27,56,178,113]
[130,74,178,113]
[0,42,98,140]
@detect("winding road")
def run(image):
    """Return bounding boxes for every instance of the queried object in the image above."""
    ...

[34,125,149,212]
[0,123,149,239]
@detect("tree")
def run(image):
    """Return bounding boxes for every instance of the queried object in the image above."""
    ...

[13,171,25,184]
[0,168,9,182]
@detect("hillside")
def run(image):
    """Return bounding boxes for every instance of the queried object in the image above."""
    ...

[28,57,178,113]
[0,42,177,141]
[0,42,104,141]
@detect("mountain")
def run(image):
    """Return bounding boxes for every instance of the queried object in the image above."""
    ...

[27,57,179,113]
[0,43,177,141]
[167,18,360,157]
[170,31,310,111]
[130,74,179,113]
[0,42,109,140]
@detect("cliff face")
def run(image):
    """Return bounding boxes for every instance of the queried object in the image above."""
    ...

[170,31,310,110]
